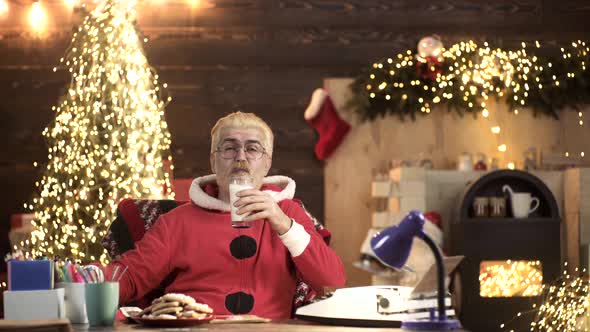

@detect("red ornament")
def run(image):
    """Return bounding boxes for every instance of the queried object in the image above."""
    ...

[474,160,488,171]
[416,56,443,81]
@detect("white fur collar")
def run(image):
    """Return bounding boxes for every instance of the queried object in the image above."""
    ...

[189,174,296,212]
[304,88,328,120]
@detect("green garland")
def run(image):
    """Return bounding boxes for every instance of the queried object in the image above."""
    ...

[348,40,590,122]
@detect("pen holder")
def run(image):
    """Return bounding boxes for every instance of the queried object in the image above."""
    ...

[56,282,88,324]
[85,282,119,326]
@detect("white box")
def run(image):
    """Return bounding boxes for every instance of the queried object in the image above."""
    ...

[389,196,429,212]
[389,167,426,182]
[390,181,427,197]
[371,181,391,197]
[4,288,65,320]
[371,212,390,228]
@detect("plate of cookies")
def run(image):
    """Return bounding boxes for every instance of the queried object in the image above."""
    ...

[133,293,214,327]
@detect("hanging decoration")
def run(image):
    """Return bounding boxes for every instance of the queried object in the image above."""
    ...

[348,38,590,122]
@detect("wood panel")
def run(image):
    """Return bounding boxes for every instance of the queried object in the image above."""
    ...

[3,0,587,31]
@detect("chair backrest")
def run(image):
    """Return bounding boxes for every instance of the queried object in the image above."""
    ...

[102,198,330,311]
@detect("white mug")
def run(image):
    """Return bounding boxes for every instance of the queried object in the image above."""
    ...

[56,282,88,324]
[502,185,540,218]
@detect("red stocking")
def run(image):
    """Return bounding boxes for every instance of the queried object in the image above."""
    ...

[304,89,351,160]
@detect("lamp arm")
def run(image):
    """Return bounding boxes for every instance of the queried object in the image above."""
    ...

[417,230,446,321]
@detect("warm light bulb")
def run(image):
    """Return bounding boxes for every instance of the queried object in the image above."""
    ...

[498,144,507,152]
[29,1,48,32]
[186,0,200,7]
[582,152,585,157]
[0,0,8,14]
[63,0,78,8]
[491,126,501,134]
[507,162,515,169]
[482,109,489,117]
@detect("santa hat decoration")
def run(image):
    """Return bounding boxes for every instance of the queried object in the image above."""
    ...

[304,88,351,160]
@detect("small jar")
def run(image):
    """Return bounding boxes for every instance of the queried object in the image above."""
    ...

[457,152,473,171]
[473,196,490,217]
[473,153,487,171]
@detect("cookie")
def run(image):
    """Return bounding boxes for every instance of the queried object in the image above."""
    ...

[180,310,209,319]
[153,313,177,320]
[184,303,213,314]
[151,306,183,316]
[138,304,154,316]
[162,293,197,305]
[151,301,180,312]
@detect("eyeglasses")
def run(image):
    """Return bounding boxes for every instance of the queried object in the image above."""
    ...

[215,142,267,160]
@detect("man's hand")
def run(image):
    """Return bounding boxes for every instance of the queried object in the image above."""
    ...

[234,189,292,235]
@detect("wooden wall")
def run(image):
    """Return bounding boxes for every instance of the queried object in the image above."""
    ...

[1,0,590,277]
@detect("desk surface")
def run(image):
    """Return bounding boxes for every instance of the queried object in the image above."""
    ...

[72,320,469,332]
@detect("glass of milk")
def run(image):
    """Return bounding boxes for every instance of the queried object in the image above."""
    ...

[229,175,254,228]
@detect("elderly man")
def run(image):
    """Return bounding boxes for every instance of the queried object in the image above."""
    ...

[107,112,346,319]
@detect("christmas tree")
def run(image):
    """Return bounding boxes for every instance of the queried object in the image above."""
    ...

[25,0,174,264]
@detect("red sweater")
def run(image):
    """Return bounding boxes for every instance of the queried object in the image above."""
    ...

[110,175,345,319]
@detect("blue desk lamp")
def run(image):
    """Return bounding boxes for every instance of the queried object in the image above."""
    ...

[370,210,461,330]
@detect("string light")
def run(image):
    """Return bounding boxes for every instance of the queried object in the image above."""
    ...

[498,144,507,152]
[479,260,543,297]
[502,265,590,332]
[29,1,48,33]
[23,0,174,264]
[491,126,501,134]
[0,0,8,14]
[356,39,590,158]
[507,162,515,170]
[63,0,78,9]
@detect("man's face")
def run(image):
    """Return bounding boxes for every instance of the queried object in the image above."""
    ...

[210,126,272,191]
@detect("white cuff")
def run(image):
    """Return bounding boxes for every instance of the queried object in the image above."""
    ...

[278,219,311,257]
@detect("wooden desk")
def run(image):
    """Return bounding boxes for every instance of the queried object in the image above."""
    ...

[71,320,469,332]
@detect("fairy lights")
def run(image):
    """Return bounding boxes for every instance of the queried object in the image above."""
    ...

[0,0,8,14]
[28,1,47,33]
[351,39,590,162]
[502,264,590,332]
[23,0,173,264]
[479,260,543,298]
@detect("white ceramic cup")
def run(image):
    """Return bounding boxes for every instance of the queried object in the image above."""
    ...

[503,185,540,218]
[56,282,88,324]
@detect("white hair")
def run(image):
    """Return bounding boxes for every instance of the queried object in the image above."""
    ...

[210,112,274,156]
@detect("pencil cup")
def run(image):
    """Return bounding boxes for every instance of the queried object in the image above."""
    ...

[85,282,119,326]
[56,282,88,324]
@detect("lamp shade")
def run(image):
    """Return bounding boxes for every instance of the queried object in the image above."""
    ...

[370,210,425,269]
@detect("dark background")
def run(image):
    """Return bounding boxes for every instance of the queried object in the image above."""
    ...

[1,0,589,265]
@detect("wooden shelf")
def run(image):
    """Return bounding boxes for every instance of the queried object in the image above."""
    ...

[463,217,558,224]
